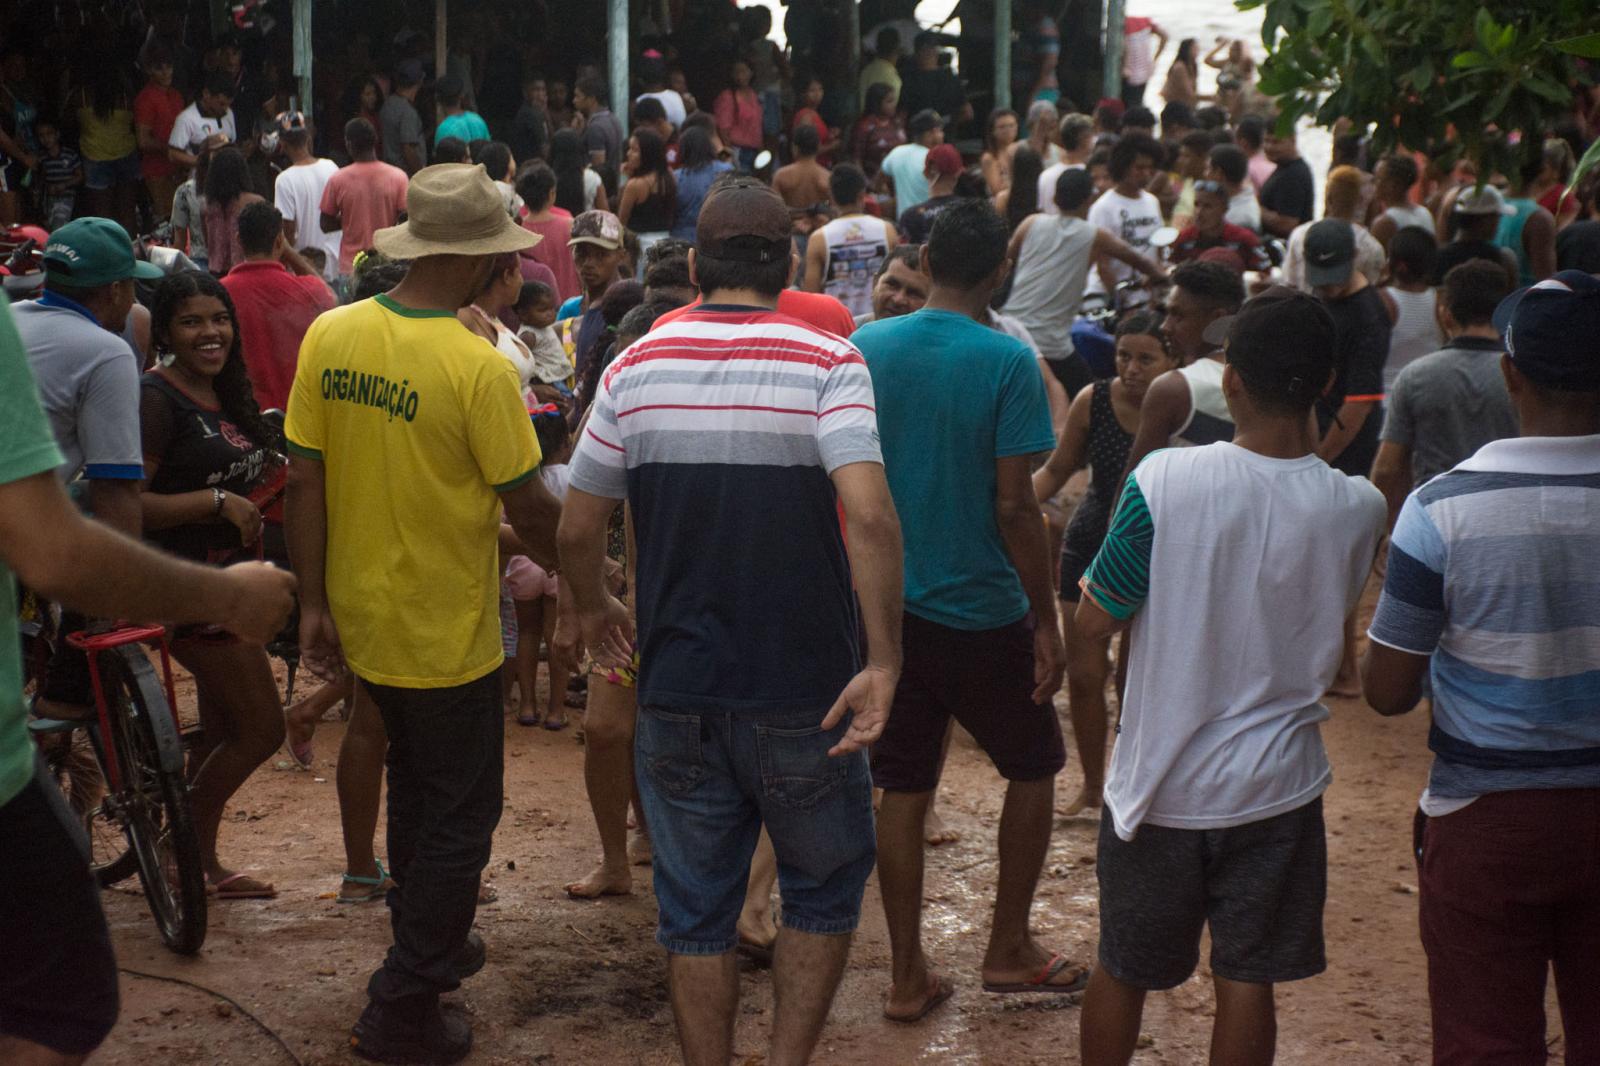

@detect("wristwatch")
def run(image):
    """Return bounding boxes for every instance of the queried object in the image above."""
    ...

[213,487,227,515]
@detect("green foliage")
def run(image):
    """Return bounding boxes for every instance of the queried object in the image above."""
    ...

[1237,0,1598,178]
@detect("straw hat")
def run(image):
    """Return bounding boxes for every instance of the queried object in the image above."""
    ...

[373,163,540,259]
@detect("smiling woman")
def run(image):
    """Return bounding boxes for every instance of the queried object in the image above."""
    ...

[135,269,287,903]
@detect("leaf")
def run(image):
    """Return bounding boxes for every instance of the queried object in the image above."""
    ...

[1526,74,1573,105]
[1406,58,1434,87]
[1451,50,1488,69]
[1496,24,1516,52]
[1561,136,1600,213]
[1554,31,1600,58]
[1473,6,1497,51]
[1483,82,1513,122]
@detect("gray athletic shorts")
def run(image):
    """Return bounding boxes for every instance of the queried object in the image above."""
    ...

[1096,796,1327,990]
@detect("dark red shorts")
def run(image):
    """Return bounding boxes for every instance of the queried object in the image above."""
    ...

[1419,787,1600,1065]
[870,611,1066,793]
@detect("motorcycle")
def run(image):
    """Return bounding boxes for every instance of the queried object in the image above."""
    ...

[0,224,50,301]
[1071,226,1178,378]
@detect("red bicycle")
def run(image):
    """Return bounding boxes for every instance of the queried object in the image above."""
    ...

[28,624,208,955]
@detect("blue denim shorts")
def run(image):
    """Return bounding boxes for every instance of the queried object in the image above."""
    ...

[83,152,141,191]
[635,704,876,955]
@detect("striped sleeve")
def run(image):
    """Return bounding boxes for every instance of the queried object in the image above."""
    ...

[1367,491,1446,655]
[815,350,882,473]
[1080,473,1154,621]
[567,373,629,499]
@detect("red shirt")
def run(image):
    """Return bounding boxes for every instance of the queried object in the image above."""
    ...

[319,160,409,275]
[519,213,583,302]
[133,83,186,179]
[220,260,337,411]
[654,290,857,339]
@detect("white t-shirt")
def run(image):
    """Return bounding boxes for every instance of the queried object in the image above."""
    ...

[1227,189,1262,233]
[273,159,342,282]
[1089,444,1385,840]
[636,90,686,129]
[1085,188,1162,295]
[1036,162,1084,216]
[167,103,237,155]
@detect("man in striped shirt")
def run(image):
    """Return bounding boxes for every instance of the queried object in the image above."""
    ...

[558,178,904,1066]
[1363,270,1600,1064]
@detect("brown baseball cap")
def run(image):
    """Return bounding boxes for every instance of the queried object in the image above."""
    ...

[696,177,792,263]
[568,210,624,251]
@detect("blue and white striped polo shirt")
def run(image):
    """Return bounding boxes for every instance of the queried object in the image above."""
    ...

[567,305,883,713]
[1368,433,1600,812]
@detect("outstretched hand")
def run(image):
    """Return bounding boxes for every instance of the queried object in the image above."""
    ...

[821,664,898,757]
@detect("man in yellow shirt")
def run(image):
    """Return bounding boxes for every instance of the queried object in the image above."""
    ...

[285,163,563,1065]
[858,26,904,110]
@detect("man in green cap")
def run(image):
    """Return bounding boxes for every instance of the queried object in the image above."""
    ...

[12,217,162,722]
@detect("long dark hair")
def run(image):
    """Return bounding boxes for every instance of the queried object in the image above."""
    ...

[984,108,1017,156]
[203,146,253,211]
[550,128,588,215]
[86,58,128,120]
[864,82,895,120]
[576,280,645,412]
[1006,146,1043,232]
[1176,39,1198,77]
[677,125,716,172]
[150,271,276,447]
[631,128,676,209]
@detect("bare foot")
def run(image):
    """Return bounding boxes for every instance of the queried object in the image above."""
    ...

[565,863,632,899]
[1060,788,1103,818]
[923,807,960,847]
[884,971,956,1023]
[627,829,653,867]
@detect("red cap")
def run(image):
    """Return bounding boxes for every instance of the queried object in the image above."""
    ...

[926,143,963,177]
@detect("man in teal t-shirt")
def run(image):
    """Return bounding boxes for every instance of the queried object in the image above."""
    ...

[432,73,490,147]
[851,199,1078,1022]
[0,292,296,1062]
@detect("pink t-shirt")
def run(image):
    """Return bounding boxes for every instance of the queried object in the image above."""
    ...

[713,88,764,150]
[1247,152,1276,195]
[318,160,409,275]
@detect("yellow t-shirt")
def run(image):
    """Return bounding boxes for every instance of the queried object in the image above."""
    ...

[285,293,541,688]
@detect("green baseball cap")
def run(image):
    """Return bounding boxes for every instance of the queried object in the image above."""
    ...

[43,218,164,287]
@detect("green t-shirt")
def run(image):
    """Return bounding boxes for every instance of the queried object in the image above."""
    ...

[0,293,67,808]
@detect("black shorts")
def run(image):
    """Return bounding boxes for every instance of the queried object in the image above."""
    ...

[870,611,1066,793]
[0,763,120,1054]
[1096,797,1327,990]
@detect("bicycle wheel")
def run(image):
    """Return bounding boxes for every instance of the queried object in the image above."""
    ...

[45,726,138,885]
[100,646,208,955]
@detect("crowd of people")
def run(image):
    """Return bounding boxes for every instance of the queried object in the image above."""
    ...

[1,7,1599,1066]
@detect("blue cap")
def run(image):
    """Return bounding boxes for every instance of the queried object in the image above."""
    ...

[1493,270,1600,392]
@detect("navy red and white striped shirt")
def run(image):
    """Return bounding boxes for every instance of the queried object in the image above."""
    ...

[568,305,882,712]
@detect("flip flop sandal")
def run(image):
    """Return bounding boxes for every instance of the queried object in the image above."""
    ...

[542,716,569,731]
[337,860,392,904]
[981,953,1088,995]
[883,973,956,1024]
[210,872,278,900]
[515,711,541,727]
[285,733,314,770]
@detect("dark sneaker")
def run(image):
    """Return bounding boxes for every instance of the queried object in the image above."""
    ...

[350,998,472,1065]
[453,931,486,982]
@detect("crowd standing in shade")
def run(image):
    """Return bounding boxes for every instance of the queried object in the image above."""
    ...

[0,8,1597,1066]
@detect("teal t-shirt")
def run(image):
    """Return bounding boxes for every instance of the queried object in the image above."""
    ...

[434,110,490,146]
[852,308,1055,630]
[0,294,68,808]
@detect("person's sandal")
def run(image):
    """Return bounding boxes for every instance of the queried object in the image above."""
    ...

[338,860,392,904]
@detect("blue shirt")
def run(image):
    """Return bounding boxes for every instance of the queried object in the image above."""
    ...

[853,308,1054,630]
[672,161,734,241]
[879,144,931,214]
[1368,434,1600,803]
[556,295,583,322]
[434,110,490,146]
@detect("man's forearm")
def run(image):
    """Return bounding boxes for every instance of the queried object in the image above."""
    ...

[506,488,561,571]
[999,503,1059,628]
[556,520,610,613]
[1317,400,1373,462]
[87,479,142,539]
[284,465,329,608]
[843,509,904,671]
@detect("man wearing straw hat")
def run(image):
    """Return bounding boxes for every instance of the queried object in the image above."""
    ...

[284,163,565,1064]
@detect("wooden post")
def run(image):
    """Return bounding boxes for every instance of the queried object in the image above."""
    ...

[435,0,448,92]
[994,0,1012,112]
[609,0,629,135]
[1103,0,1125,101]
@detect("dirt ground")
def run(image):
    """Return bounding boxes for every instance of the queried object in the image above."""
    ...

[88,582,1570,1066]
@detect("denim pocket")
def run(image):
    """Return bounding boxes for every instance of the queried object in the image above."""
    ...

[755,721,848,811]
[639,707,706,796]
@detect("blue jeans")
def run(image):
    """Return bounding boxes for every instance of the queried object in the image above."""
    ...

[635,705,876,955]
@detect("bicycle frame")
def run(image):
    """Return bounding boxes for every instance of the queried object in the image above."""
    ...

[66,626,181,790]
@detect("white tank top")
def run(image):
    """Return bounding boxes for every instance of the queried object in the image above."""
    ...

[820,215,893,319]
[1175,357,1234,446]
[1000,214,1097,361]
[1382,287,1443,389]
[1383,202,1436,237]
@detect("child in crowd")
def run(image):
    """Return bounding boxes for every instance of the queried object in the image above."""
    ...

[503,406,573,729]
[1381,225,1444,388]
[35,117,82,231]
[512,280,573,401]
